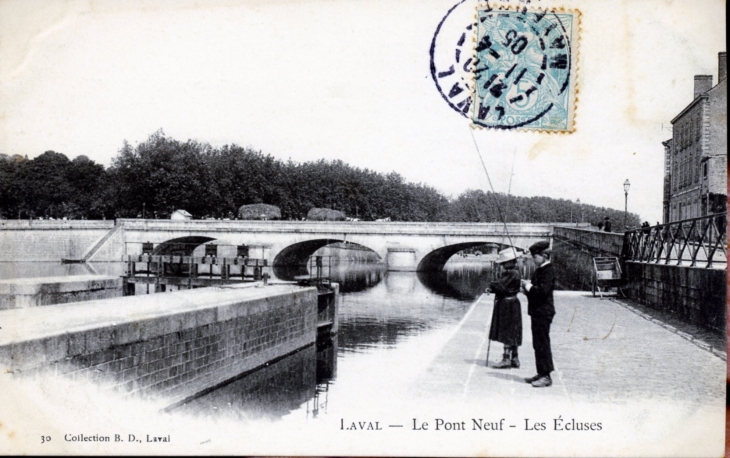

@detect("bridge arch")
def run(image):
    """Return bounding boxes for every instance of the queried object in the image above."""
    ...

[273,239,381,267]
[152,236,217,256]
[272,239,381,280]
[417,242,519,272]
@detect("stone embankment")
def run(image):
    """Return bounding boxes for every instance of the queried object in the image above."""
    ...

[0,275,121,310]
[0,283,320,407]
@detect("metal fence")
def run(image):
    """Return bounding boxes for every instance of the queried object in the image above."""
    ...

[622,213,727,268]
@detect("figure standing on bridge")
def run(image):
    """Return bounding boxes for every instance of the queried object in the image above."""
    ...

[603,216,612,232]
[521,241,556,388]
[487,248,523,369]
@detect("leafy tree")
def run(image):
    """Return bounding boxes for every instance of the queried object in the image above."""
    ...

[109,131,215,218]
[14,151,73,218]
[2,131,643,228]
[66,155,108,218]
[0,154,21,218]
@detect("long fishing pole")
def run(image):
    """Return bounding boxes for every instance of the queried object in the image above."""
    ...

[468,128,518,256]
[498,147,518,253]
[468,129,520,368]
[507,146,517,196]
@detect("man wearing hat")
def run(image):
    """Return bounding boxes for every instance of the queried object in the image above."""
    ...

[486,248,523,369]
[521,241,556,388]
[603,216,612,232]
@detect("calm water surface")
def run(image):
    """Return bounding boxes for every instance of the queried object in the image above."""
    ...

[175,262,495,422]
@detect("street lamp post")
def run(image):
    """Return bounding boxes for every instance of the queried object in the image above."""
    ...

[577,198,582,224]
[623,179,631,230]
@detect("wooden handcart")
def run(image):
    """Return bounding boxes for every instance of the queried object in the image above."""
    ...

[591,257,622,297]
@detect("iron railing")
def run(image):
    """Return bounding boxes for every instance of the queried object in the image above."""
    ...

[623,213,727,268]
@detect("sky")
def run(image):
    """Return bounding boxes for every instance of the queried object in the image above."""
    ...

[0,0,726,223]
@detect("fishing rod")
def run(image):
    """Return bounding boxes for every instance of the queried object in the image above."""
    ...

[468,128,518,257]
[497,147,534,284]
[507,146,517,196]
[498,147,518,261]
[468,128,522,367]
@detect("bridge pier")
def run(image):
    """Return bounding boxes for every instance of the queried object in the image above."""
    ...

[386,248,417,271]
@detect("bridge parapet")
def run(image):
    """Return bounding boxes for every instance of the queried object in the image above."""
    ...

[551,227,624,291]
[553,226,624,257]
[118,219,564,237]
[0,220,114,230]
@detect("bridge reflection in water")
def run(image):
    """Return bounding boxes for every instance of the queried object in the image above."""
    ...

[172,261,495,422]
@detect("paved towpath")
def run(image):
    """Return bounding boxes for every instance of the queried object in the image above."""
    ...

[412,291,726,407]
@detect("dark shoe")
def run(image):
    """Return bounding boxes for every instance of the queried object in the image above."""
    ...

[531,375,553,388]
[524,374,540,384]
[511,357,520,368]
[492,357,512,369]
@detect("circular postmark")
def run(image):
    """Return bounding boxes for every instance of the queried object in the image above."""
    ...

[429,0,477,118]
[472,7,575,130]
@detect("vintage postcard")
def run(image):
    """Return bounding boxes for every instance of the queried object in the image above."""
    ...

[0,0,726,456]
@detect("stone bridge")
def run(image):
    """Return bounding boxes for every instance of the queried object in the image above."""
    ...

[98,219,574,272]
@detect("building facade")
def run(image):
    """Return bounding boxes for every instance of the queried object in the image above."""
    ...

[663,52,727,223]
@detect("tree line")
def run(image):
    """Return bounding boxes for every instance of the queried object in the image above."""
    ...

[0,130,641,227]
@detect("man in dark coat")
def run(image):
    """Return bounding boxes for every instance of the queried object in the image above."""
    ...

[521,241,556,388]
[603,216,612,232]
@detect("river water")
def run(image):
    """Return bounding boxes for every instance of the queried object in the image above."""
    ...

[0,259,495,423]
[174,260,495,422]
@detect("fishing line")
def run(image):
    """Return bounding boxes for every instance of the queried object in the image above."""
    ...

[498,147,518,250]
[468,127,518,257]
[469,130,522,370]
[507,146,517,197]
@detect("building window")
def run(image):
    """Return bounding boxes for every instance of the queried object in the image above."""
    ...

[703,162,708,177]
[695,149,700,182]
[695,115,701,140]
[677,162,684,188]
[677,126,682,149]
[680,125,684,148]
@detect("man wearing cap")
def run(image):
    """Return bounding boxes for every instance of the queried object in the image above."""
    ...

[603,216,612,232]
[521,241,556,388]
[486,248,523,369]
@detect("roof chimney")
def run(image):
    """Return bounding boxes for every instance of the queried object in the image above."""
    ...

[719,52,726,82]
[694,75,713,99]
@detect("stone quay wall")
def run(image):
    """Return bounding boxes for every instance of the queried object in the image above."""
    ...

[0,275,122,310]
[0,284,318,407]
[622,262,726,333]
[0,220,115,262]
